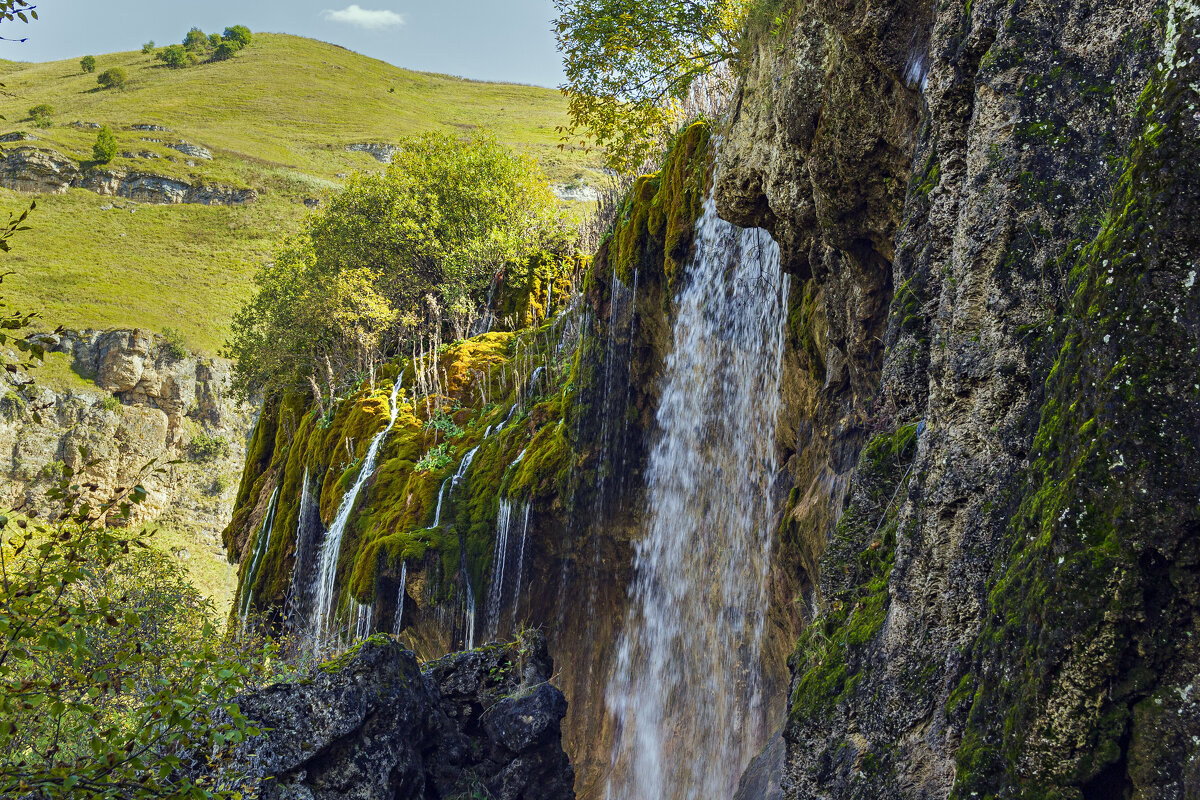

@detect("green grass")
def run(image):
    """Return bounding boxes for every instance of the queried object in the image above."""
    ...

[0,34,599,354]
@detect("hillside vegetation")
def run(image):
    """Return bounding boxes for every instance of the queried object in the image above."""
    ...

[0,33,598,354]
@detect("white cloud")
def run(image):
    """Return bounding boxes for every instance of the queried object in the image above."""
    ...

[322,5,405,30]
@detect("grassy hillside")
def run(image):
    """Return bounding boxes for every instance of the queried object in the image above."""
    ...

[0,34,597,355]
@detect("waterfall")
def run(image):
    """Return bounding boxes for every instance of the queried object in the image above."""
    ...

[432,478,450,527]
[238,487,280,632]
[392,561,408,636]
[603,193,790,800]
[485,499,515,639]
[283,467,319,634]
[508,503,531,631]
[485,498,532,640]
[462,568,477,650]
[309,375,405,657]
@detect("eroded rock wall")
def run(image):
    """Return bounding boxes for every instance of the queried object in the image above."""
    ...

[721,0,1200,796]
[0,329,254,556]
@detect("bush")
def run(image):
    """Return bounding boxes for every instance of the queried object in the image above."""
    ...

[156,43,189,69]
[183,26,208,51]
[96,66,127,90]
[189,431,230,462]
[79,54,96,73]
[160,326,189,359]
[141,40,154,55]
[27,103,52,127]
[212,41,240,61]
[92,125,117,164]
[223,25,252,49]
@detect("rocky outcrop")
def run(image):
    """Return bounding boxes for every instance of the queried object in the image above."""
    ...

[0,329,255,552]
[206,632,574,800]
[0,147,257,204]
[720,0,1200,797]
[346,142,399,163]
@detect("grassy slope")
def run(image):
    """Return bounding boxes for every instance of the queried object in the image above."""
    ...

[0,34,595,356]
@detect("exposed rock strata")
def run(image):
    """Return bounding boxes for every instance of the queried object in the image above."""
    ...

[204,632,574,800]
[0,147,257,204]
[0,329,254,552]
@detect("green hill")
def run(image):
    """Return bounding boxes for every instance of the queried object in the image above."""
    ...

[0,34,598,355]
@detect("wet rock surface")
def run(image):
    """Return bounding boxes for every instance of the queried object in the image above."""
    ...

[209,631,574,800]
[722,0,1200,797]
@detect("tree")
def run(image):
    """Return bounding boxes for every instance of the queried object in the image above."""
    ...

[223,25,252,49]
[27,103,52,127]
[141,40,154,54]
[553,0,743,171]
[156,44,190,69]
[227,131,567,401]
[79,54,96,73]
[96,66,127,89]
[183,26,208,51]
[92,125,117,163]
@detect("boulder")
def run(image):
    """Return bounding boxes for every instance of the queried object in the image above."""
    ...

[203,631,575,800]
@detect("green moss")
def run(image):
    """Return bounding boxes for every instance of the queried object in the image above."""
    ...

[605,122,710,288]
[788,423,919,722]
[950,42,1200,796]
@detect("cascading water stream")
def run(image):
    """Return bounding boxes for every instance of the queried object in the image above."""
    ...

[309,375,405,656]
[603,192,790,800]
[238,487,280,633]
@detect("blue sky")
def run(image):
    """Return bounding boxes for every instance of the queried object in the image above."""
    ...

[0,1,566,87]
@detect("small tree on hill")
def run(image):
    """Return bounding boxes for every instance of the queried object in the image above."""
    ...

[96,65,127,89]
[141,40,154,54]
[183,26,208,51]
[27,103,52,127]
[157,43,190,69]
[79,54,96,73]
[223,25,252,49]
[93,125,117,164]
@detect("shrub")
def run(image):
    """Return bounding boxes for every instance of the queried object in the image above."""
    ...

[92,125,117,164]
[208,32,222,48]
[141,40,154,55]
[79,54,96,73]
[156,43,189,69]
[100,394,121,412]
[223,25,252,49]
[160,326,189,359]
[415,443,453,472]
[96,66,127,90]
[211,41,240,61]
[183,26,208,51]
[189,431,230,461]
[27,103,52,127]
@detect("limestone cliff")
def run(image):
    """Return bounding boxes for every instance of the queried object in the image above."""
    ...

[719,0,1200,796]
[0,329,254,599]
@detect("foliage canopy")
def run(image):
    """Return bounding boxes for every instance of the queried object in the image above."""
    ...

[79,54,95,73]
[96,66,127,90]
[553,0,744,171]
[227,130,566,404]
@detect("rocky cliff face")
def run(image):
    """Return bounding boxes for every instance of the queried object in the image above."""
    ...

[0,147,258,204]
[720,0,1200,797]
[0,329,254,566]
[201,631,574,800]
